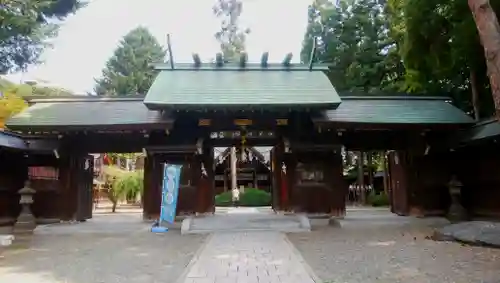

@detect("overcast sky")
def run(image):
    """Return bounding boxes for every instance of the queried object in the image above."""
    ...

[5,0,311,93]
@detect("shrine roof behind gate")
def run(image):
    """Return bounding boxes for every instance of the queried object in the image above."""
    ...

[313,96,475,126]
[144,63,341,111]
[6,97,173,132]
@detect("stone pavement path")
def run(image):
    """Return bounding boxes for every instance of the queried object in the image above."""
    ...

[182,231,316,283]
[0,213,206,283]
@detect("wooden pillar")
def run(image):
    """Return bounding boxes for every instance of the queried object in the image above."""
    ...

[329,150,347,217]
[387,151,410,215]
[206,145,215,213]
[75,155,94,221]
[230,147,237,190]
[271,145,284,211]
[147,154,163,220]
[58,154,82,221]
[195,143,215,214]
[283,152,296,211]
[142,155,154,220]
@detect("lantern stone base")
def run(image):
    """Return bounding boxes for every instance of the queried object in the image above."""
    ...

[447,197,468,222]
[13,208,37,236]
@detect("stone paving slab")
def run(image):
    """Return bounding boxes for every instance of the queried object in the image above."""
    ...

[434,221,500,247]
[186,207,309,234]
[0,213,207,283]
[288,209,500,283]
[181,232,317,283]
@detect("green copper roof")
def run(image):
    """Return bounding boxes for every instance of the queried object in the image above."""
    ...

[144,63,340,111]
[0,131,27,149]
[314,97,474,125]
[455,118,500,145]
[7,97,173,131]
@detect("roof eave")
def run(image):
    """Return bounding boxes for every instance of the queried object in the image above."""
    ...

[5,121,174,133]
[144,102,341,112]
[312,120,474,130]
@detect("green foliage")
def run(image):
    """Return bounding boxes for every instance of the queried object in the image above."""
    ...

[0,77,70,129]
[215,188,272,207]
[215,191,233,206]
[102,165,143,211]
[392,0,500,118]
[94,26,165,95]
[0,90,27,129]
[112,170,144,203]
[239,188,271,206]
[0,77,74,97]
[300,0,500,119]
[367,191,390,207]
[301,0,404,93]
[213,0,250,62]
[0,0,84,73]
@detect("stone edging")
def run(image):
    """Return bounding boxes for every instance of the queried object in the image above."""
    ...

[173,233,214,283]
[283,233,322,283]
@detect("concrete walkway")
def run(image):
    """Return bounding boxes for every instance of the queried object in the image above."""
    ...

[184,207,310,234]
[181,231,317,283]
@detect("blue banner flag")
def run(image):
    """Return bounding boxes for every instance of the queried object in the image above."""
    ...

[160,164,183,224]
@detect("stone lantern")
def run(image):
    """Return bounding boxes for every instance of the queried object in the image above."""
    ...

[447,175,467,222]
[13,180,37,235]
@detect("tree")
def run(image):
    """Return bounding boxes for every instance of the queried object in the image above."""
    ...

[0,77,74,96]
[0,0,84,73]
[213,0,250,62]
[396,0,499,119]
[0,90,27,129]
[468,0,500,119]
[94,26,165,96]
[301,0,403,92]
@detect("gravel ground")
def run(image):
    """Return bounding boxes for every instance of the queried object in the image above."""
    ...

[288,209,500,283]
[0,212,206,283]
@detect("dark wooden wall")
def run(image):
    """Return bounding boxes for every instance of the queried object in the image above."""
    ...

[0,150,26,226]
[287,148,346,216]
[142,148,215,221]
[387,151,451,217]
[453,143,500,218]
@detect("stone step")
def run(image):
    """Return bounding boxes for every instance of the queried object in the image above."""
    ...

[181,213,311,234]
[0,235,14,246]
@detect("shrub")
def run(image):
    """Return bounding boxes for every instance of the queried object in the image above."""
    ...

[214,188,272,207]
[367,191,390,207]
[215,191,233,206]
[113,170,143,203]
[104,167,143,212]
[240,188,272,206]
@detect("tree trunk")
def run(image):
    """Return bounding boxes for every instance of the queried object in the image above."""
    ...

[367,152,373,186]
[382,152,389,195]
[468,0,500,119]
[470,69,481,120]
[357,151,366,204]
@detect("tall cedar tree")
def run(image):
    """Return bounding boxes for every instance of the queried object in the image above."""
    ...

[94,27,165,96]
[301,0,403,93]
[213,0,250,62]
